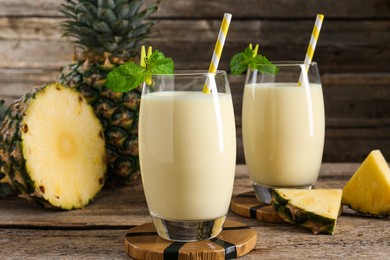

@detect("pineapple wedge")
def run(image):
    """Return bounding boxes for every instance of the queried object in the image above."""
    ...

[0,83,106,209]
[272,189,342,235]
[342,150,390,216]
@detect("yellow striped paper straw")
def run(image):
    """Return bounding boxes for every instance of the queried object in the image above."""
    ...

[304,14,324,64]
[299,14,324,85]
[203,13,232,94]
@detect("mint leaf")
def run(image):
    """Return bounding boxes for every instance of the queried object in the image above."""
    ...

[230,45,278,75]
[230,53,249,75]
[230,47,257,74]
[254,55,279,75]
[105,62,147,92]
[147,51,174,74]
[105,49,174,92]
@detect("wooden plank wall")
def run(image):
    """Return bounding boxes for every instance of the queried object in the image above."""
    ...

[0,0,389,163]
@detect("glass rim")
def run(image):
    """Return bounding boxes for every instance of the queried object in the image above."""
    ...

[151,70,227,77]
[257,61,318,66]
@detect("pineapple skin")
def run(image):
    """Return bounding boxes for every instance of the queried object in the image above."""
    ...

[0,91,32,200]
[0,99,14,198]
[59,0,160,187]
[59,60,141,187]
[272,189,341,235]
[0,83,106,209]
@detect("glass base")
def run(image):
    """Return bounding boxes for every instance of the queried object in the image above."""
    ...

[253,182,313,204]
[151,215,226,242]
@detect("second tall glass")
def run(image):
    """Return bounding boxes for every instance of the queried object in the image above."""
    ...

[242,62,325,203]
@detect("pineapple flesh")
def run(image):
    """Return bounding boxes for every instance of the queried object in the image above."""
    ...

[342,150,390,216]
[0,83,106,209]
[59,0,159,187]
[272,189,343,235]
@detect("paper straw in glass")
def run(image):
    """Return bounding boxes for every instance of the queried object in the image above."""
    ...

[203,13,232,94]
[299,14,324,85]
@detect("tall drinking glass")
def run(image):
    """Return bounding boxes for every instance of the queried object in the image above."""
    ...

[139,71,236,242]
[242,62,325,204]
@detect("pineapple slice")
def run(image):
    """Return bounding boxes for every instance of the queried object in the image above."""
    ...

[0,83,106,209]
[342,150,390,216]
[272,189,342,235]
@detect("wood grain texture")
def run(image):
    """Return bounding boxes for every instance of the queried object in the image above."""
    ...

[1,17,389,73]
[0,1,389,162]
[0,2,389,259]
[0,70,389,163]
[1,164,390,259]
[0,163,352,228]
[230,191,285,223]
[124,220,257,260]
[1,0,390,18]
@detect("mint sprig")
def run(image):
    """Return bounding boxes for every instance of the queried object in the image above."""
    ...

[105,50,174,92]
[230,45,278,75]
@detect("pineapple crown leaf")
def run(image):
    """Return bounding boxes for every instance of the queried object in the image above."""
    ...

[99,0,117,9]
[127,3,158,27]
[58,9,77,21]
[125,0,143,17]
[59,0,159,60]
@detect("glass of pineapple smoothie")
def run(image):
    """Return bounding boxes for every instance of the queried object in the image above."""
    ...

[139,71,236,242]
[242,62,325,204]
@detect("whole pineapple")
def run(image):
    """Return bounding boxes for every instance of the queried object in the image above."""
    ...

[59,0,159,187]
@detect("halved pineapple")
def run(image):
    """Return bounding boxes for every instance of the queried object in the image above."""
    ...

[342,150,390,216]
[272,189,342,235]
[0,83,106,209]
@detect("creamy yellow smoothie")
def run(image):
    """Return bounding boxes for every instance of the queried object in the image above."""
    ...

[139,91,236,221]
[242,82,325,187]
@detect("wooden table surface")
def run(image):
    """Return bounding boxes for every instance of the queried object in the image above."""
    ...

[1,163,389,259]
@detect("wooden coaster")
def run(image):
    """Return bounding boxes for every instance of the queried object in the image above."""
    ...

[231,191,284,223]
[124,219,256,259]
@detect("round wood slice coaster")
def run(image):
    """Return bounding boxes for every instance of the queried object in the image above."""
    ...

[231,191,285,223]
[124,219,256,259]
